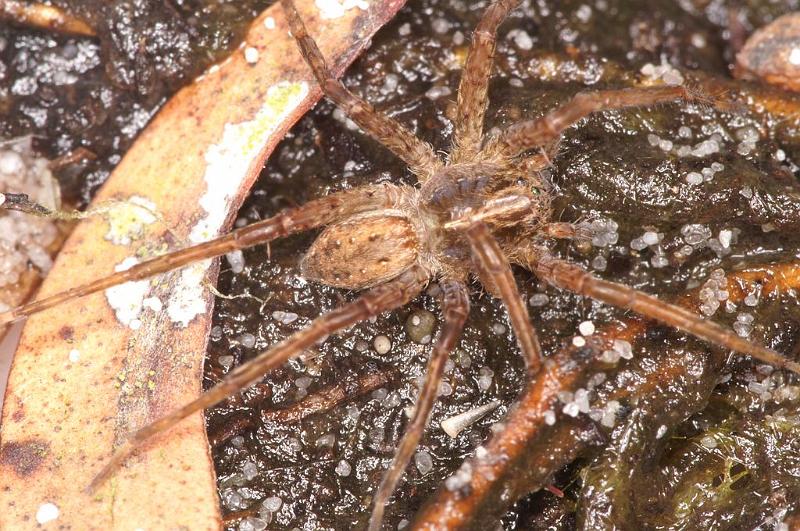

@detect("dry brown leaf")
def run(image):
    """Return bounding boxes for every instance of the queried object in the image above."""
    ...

[0,0,405,528]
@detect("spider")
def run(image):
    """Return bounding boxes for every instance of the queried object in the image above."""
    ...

[1,0,799,529]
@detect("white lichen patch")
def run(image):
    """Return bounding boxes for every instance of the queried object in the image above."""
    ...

[174,81,308,326]
[166,260,211,327]
[103,195,158,246]
[190,81,309,245]
[105,256,150,329]
[35,502,59,524]
[315,0,369,20]
[142,296,163,312]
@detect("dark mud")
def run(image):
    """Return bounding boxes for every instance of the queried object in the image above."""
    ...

[205,1,800,529]
[0,0,271,205]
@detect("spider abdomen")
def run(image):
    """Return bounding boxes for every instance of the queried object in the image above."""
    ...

[300,213,419,290]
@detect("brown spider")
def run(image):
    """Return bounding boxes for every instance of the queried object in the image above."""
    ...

[2,0,799,528]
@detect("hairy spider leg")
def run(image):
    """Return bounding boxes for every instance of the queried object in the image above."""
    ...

[491,85,701,157]
[281,0,440,180]
[88,265,430,493]
[451,0,522,163]
[531,253,800,374]
[368,280,470,531]
[467,222,543,374]
[542,221,593,242]
[0,184,403,326]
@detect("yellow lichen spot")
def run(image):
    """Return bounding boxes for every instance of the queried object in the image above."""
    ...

[103,196,158,246]
[239,81,308,157]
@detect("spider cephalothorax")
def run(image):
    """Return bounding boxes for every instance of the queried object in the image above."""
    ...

[1,0,799,529]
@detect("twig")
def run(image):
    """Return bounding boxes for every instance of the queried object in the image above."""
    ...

[0,0,95,37]
[261,367,398,423]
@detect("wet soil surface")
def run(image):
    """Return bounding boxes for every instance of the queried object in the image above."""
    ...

[204,1,800,529]
[0,0,271,205]
[4,0,800,529]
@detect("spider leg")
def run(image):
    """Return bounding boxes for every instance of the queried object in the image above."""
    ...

[450,0,521,163]
[368,279,469,531]
[0,184,404,326]
[532,253,800,374]
[542,221,592,242]
[465,221,542,374]
[489,85,695,157]
[87,264,429,493]
[280,0,440,179]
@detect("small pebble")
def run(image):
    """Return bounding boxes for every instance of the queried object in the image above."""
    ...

[354,339,369,352]
[642,231,659,245]
[372,387,389,401]
[685,172,703,185]
[405,309,436,343]
[243,460,259,481]
[272,310,299,324]
[236,332,255,348]
[226,250,245,274]
[492,322,507,335]
[315,433,335,448]
[262,496,282,512]
[529,293,549,307]
[415,450,433,475]
[284,437,301,453]
[591,255,607,271]
[219,355,235,370]
[239,517,268,531]
[700,435,717,449]
[373,335,391,354]
[335,460,351,477]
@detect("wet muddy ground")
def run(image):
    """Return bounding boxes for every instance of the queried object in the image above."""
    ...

[206,1,800,529]
[4,0,800,529]
[0,0,270,205]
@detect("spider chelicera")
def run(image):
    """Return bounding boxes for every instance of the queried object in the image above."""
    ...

[1,0,798,529]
